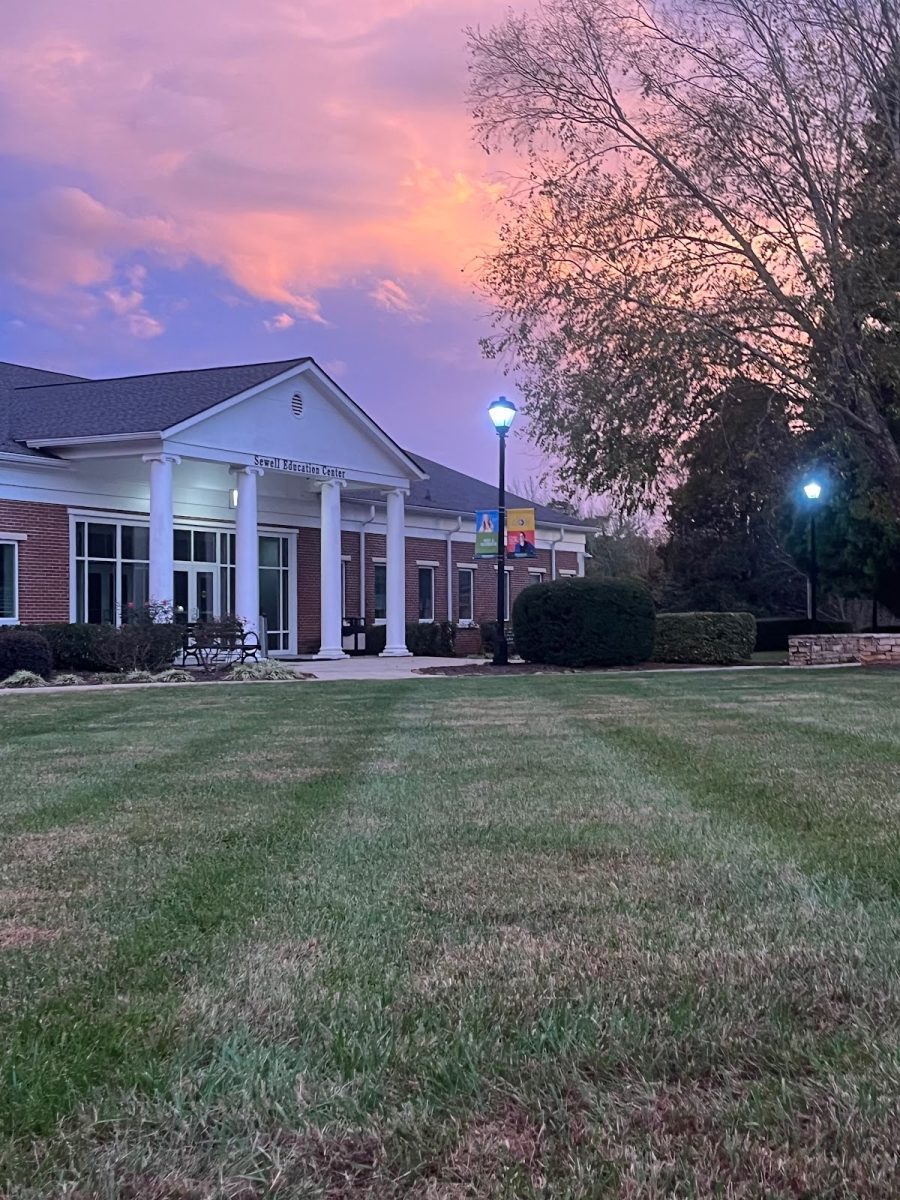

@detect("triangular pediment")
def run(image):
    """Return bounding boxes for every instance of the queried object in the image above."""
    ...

[165,362,424,486]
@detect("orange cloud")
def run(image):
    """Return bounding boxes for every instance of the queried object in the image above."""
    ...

[0,0,515,326]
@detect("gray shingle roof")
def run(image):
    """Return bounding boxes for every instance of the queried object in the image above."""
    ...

[0,362,86,455]
[7,358,310,442]
[0,357,592,531]
[363,453,594,530]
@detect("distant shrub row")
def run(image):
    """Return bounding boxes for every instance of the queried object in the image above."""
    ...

[653,612,756,665]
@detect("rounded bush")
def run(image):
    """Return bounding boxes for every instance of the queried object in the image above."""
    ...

[0,629,53,681]
[513,577,655,668]
[2,670,47,689]
[29,623,109,672]
[653,612,756,665]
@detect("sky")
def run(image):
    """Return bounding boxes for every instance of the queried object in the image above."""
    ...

[0,0,545,487]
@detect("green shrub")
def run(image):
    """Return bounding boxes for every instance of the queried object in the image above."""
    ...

[653,612,756,665]
[52,674,84,687]
[2,670,47,689]
[405,621,456,657]
[364,624,387,656]
[513,577,655,668]
[755,617,852,652]
[124,670,154,683]
[95,623,184,673]
[478,620,516,657]
[0,630,53,681]
[29,623,109,672]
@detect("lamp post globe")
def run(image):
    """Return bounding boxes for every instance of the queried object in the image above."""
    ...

[488,397,517,666]
[802,478,824,628]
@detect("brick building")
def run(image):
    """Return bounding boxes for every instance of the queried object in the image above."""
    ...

[0,358,589,657]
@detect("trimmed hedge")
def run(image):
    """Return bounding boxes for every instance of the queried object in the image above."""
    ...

[405,621,456,657]
[513,577,655,668]
[653,612,756,665]
[30,623,109,672]
[478,620,515,657]
[363,623,456,656]
[29,621,183,673]
[755,617,852,652]
[0,629,54,681]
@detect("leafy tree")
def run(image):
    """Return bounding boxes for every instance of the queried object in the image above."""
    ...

[469,0,900,515]
[659,382,807,614]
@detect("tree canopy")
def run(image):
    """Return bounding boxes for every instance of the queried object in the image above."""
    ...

[469,0,900,516]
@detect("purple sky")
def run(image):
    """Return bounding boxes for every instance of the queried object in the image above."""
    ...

[0,0,546,488]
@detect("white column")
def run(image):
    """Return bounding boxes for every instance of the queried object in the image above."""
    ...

[315,479,348,660]
[233,466,263,633]
[381,488,411,657]
[143,453,180,608]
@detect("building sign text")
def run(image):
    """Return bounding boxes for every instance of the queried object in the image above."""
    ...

[253,455,346,480]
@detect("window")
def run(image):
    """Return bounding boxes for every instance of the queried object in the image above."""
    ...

[418,566,435,622]
[0,542,18,623]
[341,559,348,618]
[529,569,546,584]
[75,521,148,624]
[373,563,387,621]
[259,534,290,651]
[457,567,475,624]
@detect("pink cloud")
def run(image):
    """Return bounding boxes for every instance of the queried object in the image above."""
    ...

[263,311,295,333]
[369,278,423,319]
[0,1,514,329]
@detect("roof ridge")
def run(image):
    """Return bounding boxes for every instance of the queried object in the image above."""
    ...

[11,357,310,392]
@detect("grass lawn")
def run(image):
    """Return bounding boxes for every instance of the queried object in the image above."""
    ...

[1,670,899,1198]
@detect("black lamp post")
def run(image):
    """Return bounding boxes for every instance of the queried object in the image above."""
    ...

[488,396,517,665]
[803,479,823,629]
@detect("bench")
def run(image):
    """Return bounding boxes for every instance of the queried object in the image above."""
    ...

[180,618,262,669]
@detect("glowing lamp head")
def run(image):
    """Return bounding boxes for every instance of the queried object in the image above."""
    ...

[803,480,823,502]
[488,396,517,433]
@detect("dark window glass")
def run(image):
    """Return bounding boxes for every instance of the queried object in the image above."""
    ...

[418,567,434,622]
[373,564,387,621]
[75,560,85,622]
[121,524,149,561]
[259,569,280,636]
[193,531,217,563]
[259,535,281,568]
[87,522,117,559]
[0,544,15,619]
[120,562,149,617]
[75,521,85,558]
[173,570,189,622]
[87,561,116,623]
[458,569,474,623]
[173,529,192,562]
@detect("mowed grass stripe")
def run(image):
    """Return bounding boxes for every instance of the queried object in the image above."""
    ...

[0,684,410,1143]
[543,670,900,896]
[1,674,900,1196]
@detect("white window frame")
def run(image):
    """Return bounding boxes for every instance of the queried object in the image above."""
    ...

[0,535,24,625]
[559,569,577,578]
[417,565,436,623]
[457,565,476,626]
[528,568,546,584]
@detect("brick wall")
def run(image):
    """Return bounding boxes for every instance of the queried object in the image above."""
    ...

[0,499,69,623]
[296,526,581,655]
[789,633,900,667]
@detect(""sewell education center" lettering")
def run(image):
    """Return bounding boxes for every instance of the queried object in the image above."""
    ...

[253,455,346,480]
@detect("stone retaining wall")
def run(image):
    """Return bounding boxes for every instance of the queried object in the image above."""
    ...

[789,633,900,666]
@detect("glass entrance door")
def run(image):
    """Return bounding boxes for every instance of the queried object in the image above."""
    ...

[173,565,218,623]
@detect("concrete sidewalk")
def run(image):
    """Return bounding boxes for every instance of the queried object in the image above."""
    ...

[293,655,475,681]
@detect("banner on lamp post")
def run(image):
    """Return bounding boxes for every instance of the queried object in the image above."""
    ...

[475,509,500,558]
[506,508,537,558]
